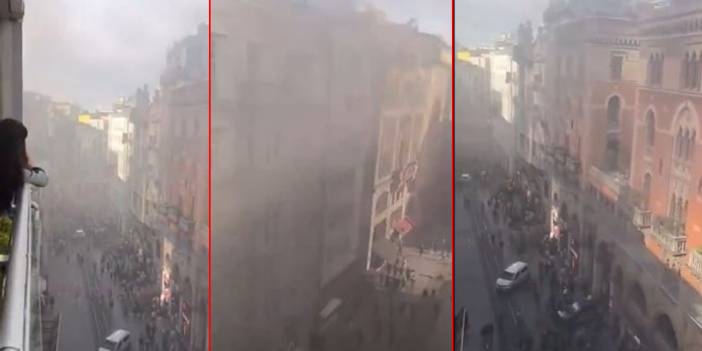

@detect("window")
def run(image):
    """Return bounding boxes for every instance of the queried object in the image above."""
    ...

[645,110,656,147]
[607,96,621,131]
[683,129,691,160]
[670,194,677,218]
[698,177,702,194]
[610,54,623,80]
[648,53,664,85]
[692,52,701,89]
[691,130,697,160]
[643,173,652,208]
[657,54,665,84]
[681,53,690,88]
[375,192,388,216]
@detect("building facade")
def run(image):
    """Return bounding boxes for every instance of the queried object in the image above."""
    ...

[517,1,702,349]
[212,2,450,350]
[128,24,209,351]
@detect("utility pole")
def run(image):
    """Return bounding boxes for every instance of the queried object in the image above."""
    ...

[0,0,23,121]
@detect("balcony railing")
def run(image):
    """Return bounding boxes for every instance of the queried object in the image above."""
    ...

[627,190,652,229]
[689,249,702,278]
[632,205,652,229]
[0,186,43,350]
[588,166,627,200]
[649,218,687,256]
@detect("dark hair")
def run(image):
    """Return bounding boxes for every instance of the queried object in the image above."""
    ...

[0,118,29,212]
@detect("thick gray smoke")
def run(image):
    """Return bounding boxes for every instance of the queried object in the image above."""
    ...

[23,0,206,108]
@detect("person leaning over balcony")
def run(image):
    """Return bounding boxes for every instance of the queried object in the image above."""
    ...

[0,118,48,213]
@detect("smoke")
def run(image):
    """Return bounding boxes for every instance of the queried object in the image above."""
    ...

[23,0,207,108]
[366,0,451,41]
[457,0,549,46]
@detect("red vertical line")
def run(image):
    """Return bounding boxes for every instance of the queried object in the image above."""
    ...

[451,0,456,350]
[207,0,213,349]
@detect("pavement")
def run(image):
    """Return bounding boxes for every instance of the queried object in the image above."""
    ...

[372,235,451,295]
[321,224,452,350]
[45,240,98,351]
[455,188,495,351]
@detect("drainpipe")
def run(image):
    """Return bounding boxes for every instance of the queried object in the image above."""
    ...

[0,0,23,121]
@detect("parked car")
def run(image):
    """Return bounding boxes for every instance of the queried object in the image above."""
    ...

[74,229,86,239]
[554,296,600,328]
[459,172,472,184]
[98,329,131,351]
[496,261,529,292]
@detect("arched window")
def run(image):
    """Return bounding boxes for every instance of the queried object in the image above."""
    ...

[676,128,684,158]
[645,110,656,147]
[648,54,655,84]
[606,96,622,171]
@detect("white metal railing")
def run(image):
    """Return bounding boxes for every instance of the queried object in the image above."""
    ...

[0,186,41,350]
[649,220,687,256]
[588,166,626,198]
[633,205,652,229]
[689,250,702,278]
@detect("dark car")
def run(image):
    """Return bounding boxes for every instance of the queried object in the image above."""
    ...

[554,297,600,328]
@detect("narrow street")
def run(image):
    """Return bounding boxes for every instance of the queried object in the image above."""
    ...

[44,232,164,350]
[45,239,98,351]
[456,181,541,350]
[45,237,149,350]
[455,170,621,351]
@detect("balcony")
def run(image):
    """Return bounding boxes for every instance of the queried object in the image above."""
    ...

[0,186,44,350]
[649,218,687,256]
[627,190,652,229]
[588,166,627,201]
[690,249,702,278]
[632,205,652,229]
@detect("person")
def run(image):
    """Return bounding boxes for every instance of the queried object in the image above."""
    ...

[0,118,48,213]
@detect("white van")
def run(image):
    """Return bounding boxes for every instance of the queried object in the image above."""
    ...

[496,261,529,291]
[98,329,131,351]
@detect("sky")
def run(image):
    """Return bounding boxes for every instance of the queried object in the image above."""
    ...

[366,0,451,43]
[22,0,447,110]
[23,0,207,109]
[456,0,549,47]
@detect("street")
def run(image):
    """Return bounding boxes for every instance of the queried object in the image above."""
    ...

[45,236,149,350]
[456,181,541,351]
[43,228,193,351]
[455,170,621,351]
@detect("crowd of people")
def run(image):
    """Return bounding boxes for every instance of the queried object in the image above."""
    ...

[99,239,158,320]
[483,165,608,351]
[96,237,190,351]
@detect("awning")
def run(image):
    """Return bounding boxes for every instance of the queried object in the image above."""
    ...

[393,217,415,236]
